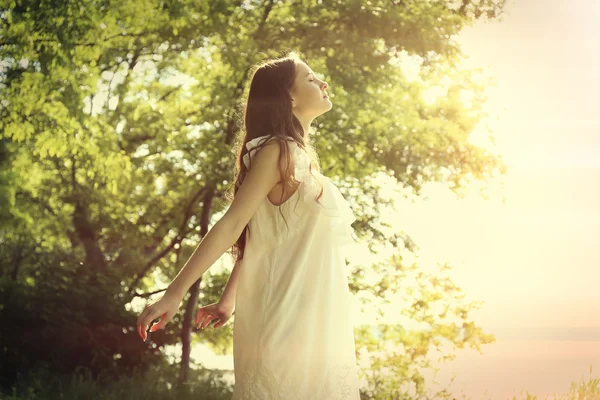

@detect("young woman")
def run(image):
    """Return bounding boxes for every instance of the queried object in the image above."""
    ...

[137,52,360,399]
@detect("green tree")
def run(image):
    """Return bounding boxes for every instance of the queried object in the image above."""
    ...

[0,0,507,397]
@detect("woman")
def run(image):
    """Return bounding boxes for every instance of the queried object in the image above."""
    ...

[137,51,360,399]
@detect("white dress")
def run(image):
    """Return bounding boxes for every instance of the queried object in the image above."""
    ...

[231,135,361,400]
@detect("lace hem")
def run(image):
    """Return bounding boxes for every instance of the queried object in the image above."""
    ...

[243,135,357,248]
[233,360,361,400]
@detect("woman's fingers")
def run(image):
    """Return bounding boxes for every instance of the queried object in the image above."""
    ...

[197,310,221,329]
[138,303,166,339]
[213,316,228,329]
[201,315,218,329]
[137,306,155,341]
[197,312,212,329]
[195,308,205,327]
[149,311,171,332]
[195,304,230,329]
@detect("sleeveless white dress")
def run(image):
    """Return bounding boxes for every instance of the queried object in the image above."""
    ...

[231,135,361,399]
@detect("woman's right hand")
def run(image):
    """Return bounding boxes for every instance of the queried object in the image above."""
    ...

[196,301,234,329]
[137,292,181,342]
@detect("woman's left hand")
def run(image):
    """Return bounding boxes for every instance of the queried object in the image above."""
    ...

[136,293,181,342]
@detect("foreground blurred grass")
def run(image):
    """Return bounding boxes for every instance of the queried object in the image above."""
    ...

[1,363,233,400]
[2,364,599,400]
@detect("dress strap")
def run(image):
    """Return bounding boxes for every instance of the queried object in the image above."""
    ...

[242,135,277,169]
[243,135,311,176]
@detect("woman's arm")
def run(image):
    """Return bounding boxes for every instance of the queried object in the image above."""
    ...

[218,258,243,310]
[165,216,242,301]
[165,138,284,302]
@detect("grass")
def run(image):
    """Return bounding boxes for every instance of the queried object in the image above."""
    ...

[1,364,599,400]
[1,363,233,400]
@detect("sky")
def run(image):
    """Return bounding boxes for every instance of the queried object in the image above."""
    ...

[400,0,600,398]
[159,0,600,398]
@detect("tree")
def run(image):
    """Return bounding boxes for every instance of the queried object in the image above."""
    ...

[0,0,507,397]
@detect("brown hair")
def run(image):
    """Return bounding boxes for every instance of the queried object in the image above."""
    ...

[225,51,324,263]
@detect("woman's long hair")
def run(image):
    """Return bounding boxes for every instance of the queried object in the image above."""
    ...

[225,51,324,263]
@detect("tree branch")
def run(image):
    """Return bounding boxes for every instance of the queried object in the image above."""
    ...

[132,287,168,298]
[124,185,209,298]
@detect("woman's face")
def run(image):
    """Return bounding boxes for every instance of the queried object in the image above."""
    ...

[290,62,331,119]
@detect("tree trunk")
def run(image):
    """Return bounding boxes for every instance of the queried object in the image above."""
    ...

[178,187,215,385]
